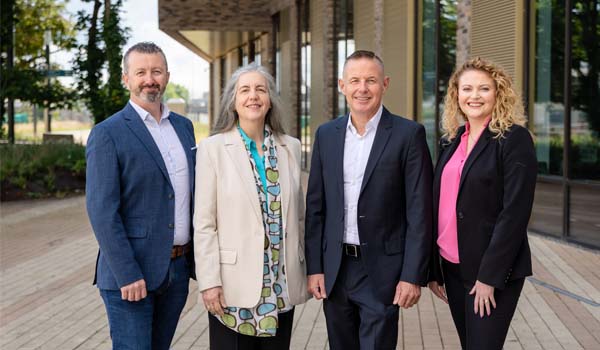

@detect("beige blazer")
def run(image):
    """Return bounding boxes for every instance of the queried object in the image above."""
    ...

[193,128,310,307]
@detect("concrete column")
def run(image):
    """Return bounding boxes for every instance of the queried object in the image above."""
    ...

[457,0,472,66]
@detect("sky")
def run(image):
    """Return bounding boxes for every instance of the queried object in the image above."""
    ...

[54,0,210,99]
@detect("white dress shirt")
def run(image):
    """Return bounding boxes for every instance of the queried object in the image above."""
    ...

[343,105,383,245]
[130,100,191,246]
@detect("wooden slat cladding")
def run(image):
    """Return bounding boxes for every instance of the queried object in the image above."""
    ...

[383,0,412,118]
[471,0,519,81]
[353,0,375,52]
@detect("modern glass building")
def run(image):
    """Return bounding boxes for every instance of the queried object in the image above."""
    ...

[159,0,599,248]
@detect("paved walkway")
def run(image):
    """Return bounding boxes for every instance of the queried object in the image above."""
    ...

[1,195,599,349]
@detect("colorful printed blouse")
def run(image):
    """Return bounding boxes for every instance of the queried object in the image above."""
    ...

[214,125,292,337]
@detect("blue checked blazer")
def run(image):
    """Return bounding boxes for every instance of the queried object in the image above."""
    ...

[86,103,196,290]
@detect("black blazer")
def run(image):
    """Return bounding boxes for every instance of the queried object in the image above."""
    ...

[305,107,433,304]
[429,124,537,289]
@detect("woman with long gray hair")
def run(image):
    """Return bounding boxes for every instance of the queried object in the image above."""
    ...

[193,63,309,349]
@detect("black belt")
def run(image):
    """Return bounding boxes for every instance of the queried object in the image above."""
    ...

[343,243,361,258]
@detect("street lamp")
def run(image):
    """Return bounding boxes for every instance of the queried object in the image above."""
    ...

[43,30,52,133]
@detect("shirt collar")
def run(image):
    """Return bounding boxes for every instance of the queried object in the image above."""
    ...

[129,100,170,122]
[237,124,267,153]
[347,104,383,135]
[465,116,491,134]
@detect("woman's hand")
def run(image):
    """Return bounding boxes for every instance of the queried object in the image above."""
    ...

[469,280,496,317]
[202,287,227,316]
[427,281,448,304]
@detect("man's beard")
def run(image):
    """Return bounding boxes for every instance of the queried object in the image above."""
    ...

[135,84,163,103]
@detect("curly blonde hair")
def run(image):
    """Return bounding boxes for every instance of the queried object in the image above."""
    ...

[441,57,526,141]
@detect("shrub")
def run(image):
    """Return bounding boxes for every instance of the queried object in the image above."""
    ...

[0,144,86,200]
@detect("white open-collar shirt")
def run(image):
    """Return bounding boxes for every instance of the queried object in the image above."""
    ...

[343,104,383,245]
[130,100,191,246]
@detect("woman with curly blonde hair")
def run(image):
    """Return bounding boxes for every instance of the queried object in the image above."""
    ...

[428,57,537,349]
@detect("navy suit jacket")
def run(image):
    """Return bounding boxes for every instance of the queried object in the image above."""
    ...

[305,107,433,304]
[86,103,196,291]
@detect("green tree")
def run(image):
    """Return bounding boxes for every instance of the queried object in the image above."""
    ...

[164,83,190,102]
[571,0,599,136]
[1,0,76,139]
[73,0,129,124]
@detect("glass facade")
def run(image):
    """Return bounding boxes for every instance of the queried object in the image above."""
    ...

[421,0,437,155]
[567,0,600,245]
[529,0,600,246]
[272,13,281,93]
[437,0,457,129]
[254,37,262,65]
[418,0,456,160]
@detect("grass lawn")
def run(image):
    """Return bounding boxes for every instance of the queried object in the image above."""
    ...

[4,118,210,144]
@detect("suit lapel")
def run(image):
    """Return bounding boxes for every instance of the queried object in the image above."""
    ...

[458,128,492,194]
[359,108,393,196]
[335,116,348,201]
[274,134,291,228]
[433,128,464,205]
[170,114,195,193]
[123,103,172,189]
[223,129,263,223]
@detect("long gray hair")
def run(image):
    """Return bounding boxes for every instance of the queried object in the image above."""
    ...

[212,62,286,135]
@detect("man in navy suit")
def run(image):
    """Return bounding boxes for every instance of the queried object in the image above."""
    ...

[305,50,433,349]
[86,42,196,350]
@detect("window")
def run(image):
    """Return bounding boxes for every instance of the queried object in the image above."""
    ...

[418,0,456,160]
[529,0,600,246]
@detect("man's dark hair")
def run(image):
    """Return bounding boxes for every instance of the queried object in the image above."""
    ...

[343,50,385,71]
[122,42,168,74]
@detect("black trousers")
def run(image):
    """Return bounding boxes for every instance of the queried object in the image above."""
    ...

[323,254,399,350]
[443,259,524,350]
[208,308,294,350]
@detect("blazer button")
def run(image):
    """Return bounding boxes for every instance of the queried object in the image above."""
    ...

[168,193,174,199]
[458,212,464,219]
[168,223,174,229]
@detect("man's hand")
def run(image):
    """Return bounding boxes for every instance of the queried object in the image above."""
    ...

[120,279,147,302]
[307,274,327,300]
[202,287,227,316]
[393,281,421,308]
[427,281,448,304]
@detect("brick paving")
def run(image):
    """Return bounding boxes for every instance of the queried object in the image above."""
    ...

[1,195,599,349]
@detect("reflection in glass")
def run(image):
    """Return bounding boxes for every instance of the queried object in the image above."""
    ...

[570,1,600,181]
[420,0,456,161]
[533,0,565,176]
[421,0,436,156]
[529,180,563,237]
[437,0,457,115]
[569,185,600,245]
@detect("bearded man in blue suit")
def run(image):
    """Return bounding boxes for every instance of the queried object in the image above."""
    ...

[86,42,196,350]
[305,50,433,349]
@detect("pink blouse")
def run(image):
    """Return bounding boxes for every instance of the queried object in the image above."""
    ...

[437,119,490,263]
